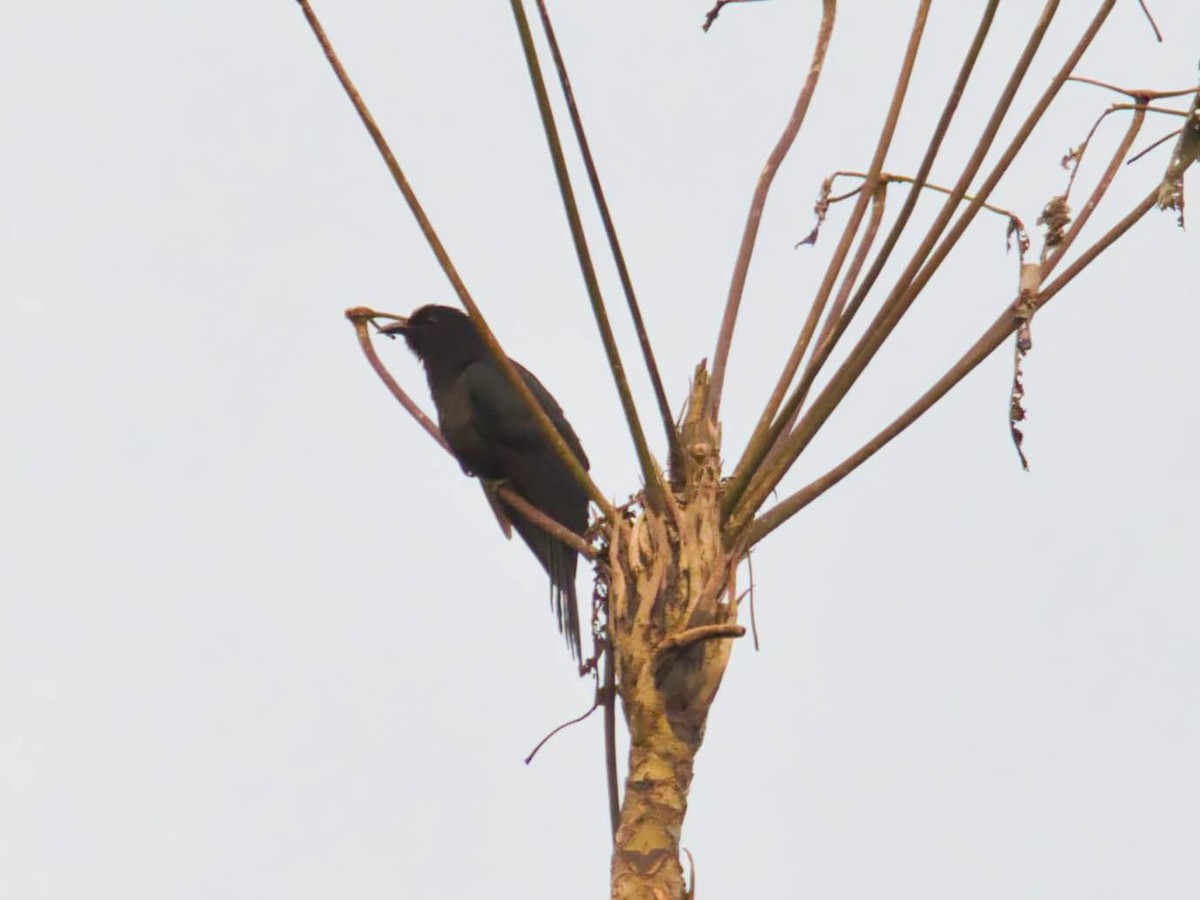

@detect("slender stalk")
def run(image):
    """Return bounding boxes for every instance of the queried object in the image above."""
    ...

[533,0,685,483]
[722,0,999,521]
[507,0,666,511]
[705,0,837,422]
[729,0,1118,538]
[1066,77,1198,101]
[799,0,1002,395]
[754,183,887,474]
[819,182,888,345]
[603,640,619,838]
[1043,106,1147,278]
[346,308,450,452]
[298,1,615,519]
[724,0,930,508]
[831,172,1022,222]
[746,188,1159,546]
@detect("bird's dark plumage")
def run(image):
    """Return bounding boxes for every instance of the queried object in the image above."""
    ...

[385,305,590,659]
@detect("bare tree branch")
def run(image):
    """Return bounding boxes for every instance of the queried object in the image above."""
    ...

[746,188,1160,546]
[1043,105,1147,278]
[725,0,931,515]
[298,0,616,520]
[705,0,836,423]
[532,0,685,483]
[702,0,769,33]
[728,0,1124,539]
[507,0,668,511]
[721,0,1000,521]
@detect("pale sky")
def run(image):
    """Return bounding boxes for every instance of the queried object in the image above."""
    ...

[3,2,1198,897]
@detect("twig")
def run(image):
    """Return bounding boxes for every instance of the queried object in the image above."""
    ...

[602,636,619,838]
[298,1,616,520]
[1136,0,1163,42]
[532,0,684,484]
[1065,76,1196,100]
[729,0,1117,539]
[721,0,936,517]
[819,182,887,342]
[746,188,1159,546]
[832,171,1022,222]
[524,699,600,764]
[655,624,746,658]
[705,0,836,422]
[507,0,666,512]
[787,0,1001,434]
[1042,105,1146,279]
[1127,127,1183,165]
[722,0,1001,521]
[346,308,449,451]
[494,483,596,559]
[746,550,760,651]
[702,0,769,33]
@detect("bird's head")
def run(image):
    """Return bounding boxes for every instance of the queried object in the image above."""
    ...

[380,305,488,371]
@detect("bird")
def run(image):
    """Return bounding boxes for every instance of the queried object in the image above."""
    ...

[382,305,591,660]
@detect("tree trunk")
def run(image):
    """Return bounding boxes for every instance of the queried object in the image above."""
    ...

[608,366,742,899]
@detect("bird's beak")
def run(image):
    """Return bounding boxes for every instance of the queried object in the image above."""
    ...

[378,316,409,338]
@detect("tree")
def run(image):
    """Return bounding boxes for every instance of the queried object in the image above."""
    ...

[298,1,1198,896]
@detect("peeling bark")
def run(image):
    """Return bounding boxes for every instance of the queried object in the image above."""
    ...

[608,365,740,899]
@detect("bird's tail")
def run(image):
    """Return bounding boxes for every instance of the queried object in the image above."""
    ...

[509,516,583,661]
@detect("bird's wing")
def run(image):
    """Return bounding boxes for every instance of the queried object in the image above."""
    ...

[462,358,588,660]
[461,360,590,469]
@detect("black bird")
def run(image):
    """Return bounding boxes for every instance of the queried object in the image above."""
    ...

[383,305,591,660]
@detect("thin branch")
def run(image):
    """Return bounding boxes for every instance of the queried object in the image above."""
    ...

[745,550,760,651]
[507,0,666,511]
[493,482,596,559]
[1136,0,1163,42]
[532,0,684,483]
[721,0,998,520]
[655,624,746,658]
[1061,105,1126,202]
[818,182,888,343]
[1066,76,1196,100]
[746,188,1159,546]
[706,0,837,422]
[602,640,619,838]
[703,0,769,32]
[524,699,600,764]
[346,308,449,451]
[298,1,615,520]
[834,171,1023,222]
[728,0,931,513]
[795,0,1001,405]
[730,0,1119,538]
[1127,127,1183,165]
[597,512,623,839]
[1042,104,1146,278]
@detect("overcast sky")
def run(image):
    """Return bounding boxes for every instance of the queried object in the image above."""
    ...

[3,2,1198,897]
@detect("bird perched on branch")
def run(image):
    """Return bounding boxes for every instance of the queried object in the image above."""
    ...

[382,305,591,660]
